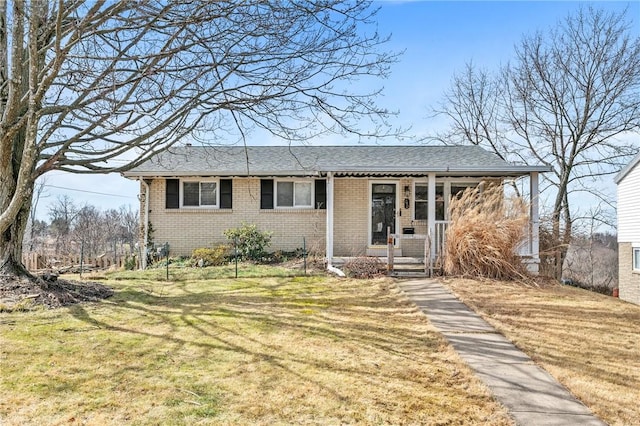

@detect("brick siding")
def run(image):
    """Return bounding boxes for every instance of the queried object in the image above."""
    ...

[144,178,326,257]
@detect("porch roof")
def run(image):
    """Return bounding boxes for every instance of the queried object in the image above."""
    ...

[123,145,549,178]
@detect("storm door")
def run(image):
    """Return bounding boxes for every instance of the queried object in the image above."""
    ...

[370,183,397,245]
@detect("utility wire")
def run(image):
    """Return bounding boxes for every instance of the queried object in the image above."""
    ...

[44,184,137,199]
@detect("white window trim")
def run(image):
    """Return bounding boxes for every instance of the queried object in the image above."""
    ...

[180,178,219,208]
[275,179,314,209]
[633,246,640,272]
[413,181,429,222]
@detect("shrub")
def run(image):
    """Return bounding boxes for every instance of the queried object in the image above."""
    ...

[124,255,137,270]
[191,245,230,267]
[343,256,386,279]
[444,184,529,280]
[224,223,272,262]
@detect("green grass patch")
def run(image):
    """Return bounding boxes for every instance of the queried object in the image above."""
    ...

[1,269,512,425]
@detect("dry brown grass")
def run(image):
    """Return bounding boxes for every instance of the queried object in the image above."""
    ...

[442,278,640,426]
[444,185,529,280]
[0,271,513,425]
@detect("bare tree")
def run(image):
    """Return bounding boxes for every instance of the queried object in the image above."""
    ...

[48,195,79,256]
[24,176,48,252]
[433,7,640,279]
[564,206,618,292]
[118,205,139,254]
[0,1,397,279]
[73,205,103,259]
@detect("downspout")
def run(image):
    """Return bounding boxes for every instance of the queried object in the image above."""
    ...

[141,177,150,270]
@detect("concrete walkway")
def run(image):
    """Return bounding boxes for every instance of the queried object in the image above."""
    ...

[397,279,606,426]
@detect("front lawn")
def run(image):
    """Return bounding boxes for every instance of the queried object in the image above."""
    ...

[0,270,511,425]
[443,278,640,426]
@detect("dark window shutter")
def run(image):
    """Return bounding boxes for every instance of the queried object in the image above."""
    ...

[166,179,179,209]
[220,179,232,209]
[260,179,274,209]
[315,179,326,209]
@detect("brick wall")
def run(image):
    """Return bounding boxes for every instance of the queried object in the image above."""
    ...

[618,242,640,305]
[145,178,326,257]
[332,178,428,257]
[333,178,369,256]
[139,176,479,260]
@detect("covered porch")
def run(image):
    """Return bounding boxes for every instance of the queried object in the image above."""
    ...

[324,170,542,275]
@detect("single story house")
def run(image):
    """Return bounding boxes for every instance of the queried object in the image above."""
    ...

[615,151,640,305]
[122,145,547,273]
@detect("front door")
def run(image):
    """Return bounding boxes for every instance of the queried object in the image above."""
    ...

[371,183,397,245]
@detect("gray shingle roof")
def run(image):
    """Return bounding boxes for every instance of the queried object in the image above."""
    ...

[122,145,549,178]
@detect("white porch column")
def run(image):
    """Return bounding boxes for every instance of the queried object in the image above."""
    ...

[530,172,540,258]
[427,173,436,259]
[326,172,334,264]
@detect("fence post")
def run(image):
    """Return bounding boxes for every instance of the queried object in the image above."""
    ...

[424,233,430,277]
[387,226,394,274]
[234,237,238,279]
[303,237,307,275]
[80,240,84,278]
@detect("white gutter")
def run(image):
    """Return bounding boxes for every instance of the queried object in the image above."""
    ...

[141,178,150,270]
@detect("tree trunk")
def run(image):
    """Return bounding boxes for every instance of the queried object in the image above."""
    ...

[0,197,33,278]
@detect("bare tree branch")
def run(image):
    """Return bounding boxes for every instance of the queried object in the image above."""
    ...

[431,6,640,278]
[0,0,399,277]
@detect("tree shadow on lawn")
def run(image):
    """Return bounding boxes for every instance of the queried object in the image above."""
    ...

[67,278,445,402]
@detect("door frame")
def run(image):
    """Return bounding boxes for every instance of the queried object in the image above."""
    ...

[368,180,400,247]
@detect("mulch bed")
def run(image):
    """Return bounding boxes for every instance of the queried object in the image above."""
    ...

[0,274,113,310]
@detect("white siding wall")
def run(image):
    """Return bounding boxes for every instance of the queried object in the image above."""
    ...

[617,162,640,242]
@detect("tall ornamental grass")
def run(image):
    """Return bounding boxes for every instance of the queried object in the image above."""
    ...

[444,184,530,280]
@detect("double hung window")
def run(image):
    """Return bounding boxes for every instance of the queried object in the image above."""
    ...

[183,181,217,207]
[276,181,312,208]
[414,181,477,221]
[414,184,428,220]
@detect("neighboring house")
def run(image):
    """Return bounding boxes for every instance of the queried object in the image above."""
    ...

[123,145,547,272]
[615,152,640,305]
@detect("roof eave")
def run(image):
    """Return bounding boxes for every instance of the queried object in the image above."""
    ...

[614,152,640,184]
[122,165,550,179]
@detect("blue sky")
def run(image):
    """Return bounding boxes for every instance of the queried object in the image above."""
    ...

[36,1,640,221]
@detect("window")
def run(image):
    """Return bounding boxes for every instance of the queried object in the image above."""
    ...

[182,181,217,207]
[276,181,312,208]
[414,184,428,220]
[413,183,444,220]
[414,181,477,221]
[451,183,475,200]
[634,247,640,271]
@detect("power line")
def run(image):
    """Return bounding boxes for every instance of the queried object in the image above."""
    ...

[44,184,137,199]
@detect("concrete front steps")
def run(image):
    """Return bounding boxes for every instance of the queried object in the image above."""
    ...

[332,256,430,278]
